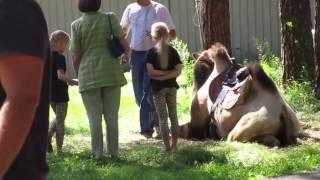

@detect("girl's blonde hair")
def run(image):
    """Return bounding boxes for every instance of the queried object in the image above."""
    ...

[50,30,70,44]
[151,22,169,70]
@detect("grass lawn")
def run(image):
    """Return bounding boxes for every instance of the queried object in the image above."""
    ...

[48,75,320,180]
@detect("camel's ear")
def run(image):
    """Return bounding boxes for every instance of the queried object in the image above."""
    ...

[192,52,200,60]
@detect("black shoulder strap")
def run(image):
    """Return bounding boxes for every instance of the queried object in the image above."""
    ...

[107,13,114,37]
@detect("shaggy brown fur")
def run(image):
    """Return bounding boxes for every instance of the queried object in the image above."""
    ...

[192,52,214,92]
[247,64,278,94]
[193,60,214,91]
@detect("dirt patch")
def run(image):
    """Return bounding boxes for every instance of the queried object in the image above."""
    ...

[296,113,320,145]
[298,130,320,145]
[273,168,320,180]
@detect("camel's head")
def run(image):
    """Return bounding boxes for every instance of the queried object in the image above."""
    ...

[192,50,215,91]
[208,43,232,65]
[193,50,211,63]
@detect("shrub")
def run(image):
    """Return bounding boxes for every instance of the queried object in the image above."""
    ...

[170,39,196,117]
[256,40,320,112]
[171,39,195,88]
[283,81,320,112]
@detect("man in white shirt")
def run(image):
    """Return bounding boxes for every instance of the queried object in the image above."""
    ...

[121,0,176,138]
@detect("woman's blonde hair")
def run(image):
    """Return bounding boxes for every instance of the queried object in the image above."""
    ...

[50,30,70,44]
[151,22,169,70]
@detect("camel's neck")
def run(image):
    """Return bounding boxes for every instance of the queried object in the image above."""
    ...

[213,61,230,76]
[205,62,230,83]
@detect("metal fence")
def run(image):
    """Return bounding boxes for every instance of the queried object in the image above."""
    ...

[35,0,316,75]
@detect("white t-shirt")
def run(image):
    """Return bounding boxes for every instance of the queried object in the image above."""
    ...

[120,1,176,51]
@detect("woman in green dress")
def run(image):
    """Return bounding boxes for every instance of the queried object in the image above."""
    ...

[70,0,130,160]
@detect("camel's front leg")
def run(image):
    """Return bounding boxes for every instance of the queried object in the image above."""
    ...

[227,111,275,143]
[227,113,256,142]
[187,94,211,139]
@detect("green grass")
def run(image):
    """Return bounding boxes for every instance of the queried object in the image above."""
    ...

[48,75,320,180]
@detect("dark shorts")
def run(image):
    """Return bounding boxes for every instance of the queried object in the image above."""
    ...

[0,0,49,59]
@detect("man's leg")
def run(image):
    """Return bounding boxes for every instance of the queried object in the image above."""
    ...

[130,51,144,105]
[140,61,160,136]
[140,71,153,135]
[131,51,153,134]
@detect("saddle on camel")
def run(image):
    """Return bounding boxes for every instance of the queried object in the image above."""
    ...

[179,43,299,147]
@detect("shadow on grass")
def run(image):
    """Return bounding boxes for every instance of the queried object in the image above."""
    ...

[48,138,320,180]
[121,142,227,170]
[64,126,89,136]
[48,142,226,179]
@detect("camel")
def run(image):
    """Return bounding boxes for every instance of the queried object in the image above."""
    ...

[179,43,300,147]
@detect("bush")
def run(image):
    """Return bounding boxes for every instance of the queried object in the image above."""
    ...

[171,39,195,88]
[170,39,195,118]
[260,58,283,87]
[256,40,320,113]
[257,40,283,87]
[284,81,320,112]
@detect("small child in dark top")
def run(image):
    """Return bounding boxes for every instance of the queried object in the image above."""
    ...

[48,30,78,153]
[146,22,182,151]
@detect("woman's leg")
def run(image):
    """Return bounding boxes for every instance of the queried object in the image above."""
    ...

[153,89,170,151]
[166,88,179,149]
[54,102,68,152]
[102,87,120,157]
[81,88,103,160]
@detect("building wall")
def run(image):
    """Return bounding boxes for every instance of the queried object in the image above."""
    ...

[35,0,315,75]
[230,0,280,59]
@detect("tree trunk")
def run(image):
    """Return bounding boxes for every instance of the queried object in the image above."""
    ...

[315,0,320,97]
[199,0,231,53]
[280,0,314,83]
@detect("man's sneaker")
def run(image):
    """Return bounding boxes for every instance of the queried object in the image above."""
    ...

[141,133,152,139]
[154,133,162,140]
[154,126,162,139]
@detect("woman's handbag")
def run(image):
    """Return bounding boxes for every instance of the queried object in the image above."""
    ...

[107,14,124,58]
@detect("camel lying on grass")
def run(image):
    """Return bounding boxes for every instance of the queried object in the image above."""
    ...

[179,43,299,147]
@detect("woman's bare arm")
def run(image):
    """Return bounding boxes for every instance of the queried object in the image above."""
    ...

[57,69,78,86]
[71,51,81,76]
[119,36,130,64]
